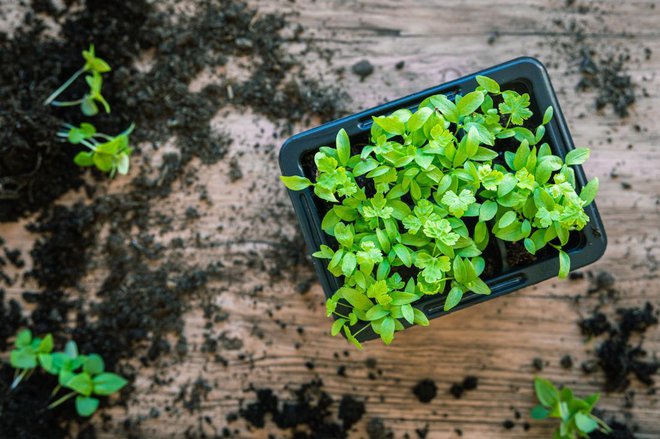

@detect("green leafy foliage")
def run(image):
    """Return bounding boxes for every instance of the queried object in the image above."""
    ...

[7,329,127,418]
[44,45,112,115]
[58,123,136,177]
[281,76,597,347]
[531,377,611,438]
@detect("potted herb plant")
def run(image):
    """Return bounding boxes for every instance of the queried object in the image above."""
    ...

[280,57,606,348]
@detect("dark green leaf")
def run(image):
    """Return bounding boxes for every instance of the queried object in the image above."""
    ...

[530,405,549,420]
[75,396,100,417]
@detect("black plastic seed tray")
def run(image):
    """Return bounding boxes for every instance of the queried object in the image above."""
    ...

[279,57,607,342]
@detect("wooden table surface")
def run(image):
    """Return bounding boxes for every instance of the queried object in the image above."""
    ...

[1,0,659,438]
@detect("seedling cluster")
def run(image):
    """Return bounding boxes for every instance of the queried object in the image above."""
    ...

[43,45,111,116]
[532,377,611,438]
[58,122,135,177]
[282,76,598,347]
[44,45,136,177]
[9,329,127,417]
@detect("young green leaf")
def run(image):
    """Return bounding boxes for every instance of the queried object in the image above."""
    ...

[558,250,570,279]
[476,75,500,94]
[336,128,351,166]
[457,91,484,117]
[281,175,313,191]
[76,395,100,417]
[331,318,347,336]
[542,106,554,125]
[534,377,559,407]
[444,287,463,311]
[565,148,590,166]
[92,372,128,396]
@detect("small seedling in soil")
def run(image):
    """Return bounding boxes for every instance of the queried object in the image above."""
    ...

[43,44,111,116]
[7,330,127,417]
[531,377,611,438]
[9,329,53,389]
[57,122,136,177]
[281,76,598,347]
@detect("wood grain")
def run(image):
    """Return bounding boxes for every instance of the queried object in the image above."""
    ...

[1,0,659,438]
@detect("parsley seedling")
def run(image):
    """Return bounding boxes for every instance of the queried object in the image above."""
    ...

[282,76,598,347]
[6,330,128,417]
[43,44,112,116]
[57,122,135,177]
[532,377,611,438]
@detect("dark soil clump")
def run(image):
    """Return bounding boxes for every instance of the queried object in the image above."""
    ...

[236,380,365,438]
[412,379,437,403]
[0,364,73,439]
[449,376,479,399]
[580,302,659,392]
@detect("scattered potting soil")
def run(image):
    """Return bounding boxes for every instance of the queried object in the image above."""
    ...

[589,420,638,439]
[234,380,365,438]
[449,376,479,399]
[0,363,76,439]
[542,1,647,118]
[579,302,659,392]
[352,59,375,81]
[0,0,348,436]
[412,379,437,403]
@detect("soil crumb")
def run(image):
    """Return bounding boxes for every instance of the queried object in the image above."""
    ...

[412,379,438,403]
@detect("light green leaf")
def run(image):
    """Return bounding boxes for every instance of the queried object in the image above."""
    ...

[342,288,374,310]
[565,148,590,166]
[393,244,413,267]
[336,128,351,166]
[457,91,484,117]
[66,372,94,397]
[558,250,570,279]
[280,175,313,191]
[476,75,500,94]
[498,210,517,228]
[579,177,599,205]
[534,377,559,407]
[380,317,395,345]
[542,106,554,125]
[373,115,405,135]
[575,413,598,433]
[444,286,463,311]
[408,107,433,131]
[413,308,429,326]
[331,318,347,336]
[366,305,390,321]
[479,201,498,222]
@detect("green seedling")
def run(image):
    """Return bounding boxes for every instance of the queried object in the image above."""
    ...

[57,122,136,177]
[43,44,111,116]
[9,329,53,389]
[281,76,598,347]
[6,330,127,417]
[532,377,611,438]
